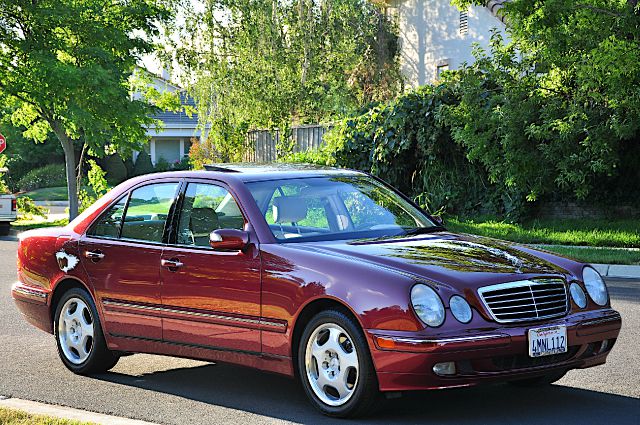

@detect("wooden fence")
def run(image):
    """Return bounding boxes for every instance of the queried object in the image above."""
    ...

[243,124,330,162]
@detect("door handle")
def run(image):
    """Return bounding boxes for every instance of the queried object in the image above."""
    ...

[84,250,105,261]
[161,258,184,269]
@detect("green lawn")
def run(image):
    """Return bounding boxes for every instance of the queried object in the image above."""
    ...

[446,217,640,248]
[11,218,69,231]
[0,407,93,425]
[537,245,640,265]
[18,186,68,201]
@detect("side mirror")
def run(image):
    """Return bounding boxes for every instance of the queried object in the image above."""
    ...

[432,215,445,226]
[210,229,249,251]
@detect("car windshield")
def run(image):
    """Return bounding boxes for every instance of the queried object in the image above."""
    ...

[246,175,438,242]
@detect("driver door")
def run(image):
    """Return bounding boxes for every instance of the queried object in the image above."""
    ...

[159,180,262,352]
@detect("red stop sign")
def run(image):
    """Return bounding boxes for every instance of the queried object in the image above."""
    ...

[0,134,5,154]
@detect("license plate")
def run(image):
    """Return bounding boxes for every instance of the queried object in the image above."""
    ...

[528,325,567,358]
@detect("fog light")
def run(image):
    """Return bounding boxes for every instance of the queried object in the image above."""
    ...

[433,362,456,376]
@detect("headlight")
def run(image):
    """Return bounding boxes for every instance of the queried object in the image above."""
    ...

[569,283,587,309]
[449,295,472,323]
[411,284,445,327]
[583,266,608,306]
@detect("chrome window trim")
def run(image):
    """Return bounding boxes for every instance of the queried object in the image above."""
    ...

[477,278,568,324]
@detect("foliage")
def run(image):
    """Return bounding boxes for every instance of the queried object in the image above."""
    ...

[442,0,640,209]
[0,0,175,218]
[16,196,48,219]
[133,151,155,176]
[0,154,8,194]
[78,160,110,213]
[0,97,65,191]
[327,84,510,215]
[173,0,403,164]
[100,155,129,186]
[16,164,67,192]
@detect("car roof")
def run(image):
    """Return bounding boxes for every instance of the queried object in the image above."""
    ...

[139,163,365,183]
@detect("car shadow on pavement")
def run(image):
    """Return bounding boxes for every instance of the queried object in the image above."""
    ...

[96,362,640,425]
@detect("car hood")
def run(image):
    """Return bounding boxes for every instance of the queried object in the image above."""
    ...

[298,232,569,290]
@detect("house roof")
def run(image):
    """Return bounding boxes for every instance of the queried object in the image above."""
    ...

[486,0,508,23]
[152,91,200,128]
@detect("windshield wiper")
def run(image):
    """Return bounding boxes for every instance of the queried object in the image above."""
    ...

[403,225,445,236]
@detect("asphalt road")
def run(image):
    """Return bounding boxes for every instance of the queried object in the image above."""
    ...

[0,237,638,425]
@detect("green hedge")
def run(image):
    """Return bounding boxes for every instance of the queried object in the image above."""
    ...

[16,163,67,192]
[327,84,517,216]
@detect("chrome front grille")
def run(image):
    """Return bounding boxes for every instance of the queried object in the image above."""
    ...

[478,279,568,323]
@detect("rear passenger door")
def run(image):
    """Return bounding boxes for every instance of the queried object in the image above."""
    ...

[79,181,180,341]
[159,180,262,353]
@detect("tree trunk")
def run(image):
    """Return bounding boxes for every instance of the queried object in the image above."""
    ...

[49,120,79,220]
[61,139,79,220]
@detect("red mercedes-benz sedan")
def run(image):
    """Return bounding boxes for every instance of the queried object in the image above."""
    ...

[12,165,621,417]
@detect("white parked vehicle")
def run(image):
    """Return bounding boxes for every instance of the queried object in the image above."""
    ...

[0,168,16,236]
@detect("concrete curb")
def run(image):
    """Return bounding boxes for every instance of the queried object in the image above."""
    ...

[0,397,158,425]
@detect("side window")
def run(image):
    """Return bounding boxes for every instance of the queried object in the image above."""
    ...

[176,183,245,247]
[89,197,127,238]
[120,183,179,243]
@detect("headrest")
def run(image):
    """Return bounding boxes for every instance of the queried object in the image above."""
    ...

[273,196,308,223]
[190,207,219,234]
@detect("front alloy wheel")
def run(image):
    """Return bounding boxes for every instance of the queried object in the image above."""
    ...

[298,309,380,418]
[54,287,119,374]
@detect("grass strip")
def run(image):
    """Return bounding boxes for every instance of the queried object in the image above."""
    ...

[447,217,640,248]
[0,407,94,425]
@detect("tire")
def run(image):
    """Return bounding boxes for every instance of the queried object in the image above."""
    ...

[297,309,380,418]
[53,287,119,374]
[508,369,567,387]
[0,223,10,236]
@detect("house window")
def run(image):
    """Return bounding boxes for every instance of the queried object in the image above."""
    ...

[460,10,469,36]
[436,63,449,79]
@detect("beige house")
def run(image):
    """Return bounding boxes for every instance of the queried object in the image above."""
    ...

[387,0,507,86]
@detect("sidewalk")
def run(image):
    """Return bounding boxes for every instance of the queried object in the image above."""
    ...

[592,264,640,279]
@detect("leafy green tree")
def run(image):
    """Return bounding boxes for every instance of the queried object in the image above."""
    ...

[172,0,402,164]
[443,0,640,208]
[0,0,174,218]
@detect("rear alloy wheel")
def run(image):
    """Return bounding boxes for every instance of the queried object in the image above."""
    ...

[54,288,119,374]
[298,310,380,418]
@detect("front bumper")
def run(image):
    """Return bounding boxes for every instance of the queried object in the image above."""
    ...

[367,308,622,392]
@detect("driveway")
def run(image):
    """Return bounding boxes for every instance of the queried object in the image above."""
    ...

[0,237,638,424]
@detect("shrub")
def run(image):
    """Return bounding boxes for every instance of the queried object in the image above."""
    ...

[16,196,48,219]
[154,157,170,172]
[327,84,511,217]
[101,154,128,185]
[133,150,154,176]
[16,163,67,192]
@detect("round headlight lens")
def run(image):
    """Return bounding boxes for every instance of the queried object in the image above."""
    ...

[411,284,445,327]
[583,267,608,306]
[569,283,587,309]
[449,295,473,323]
